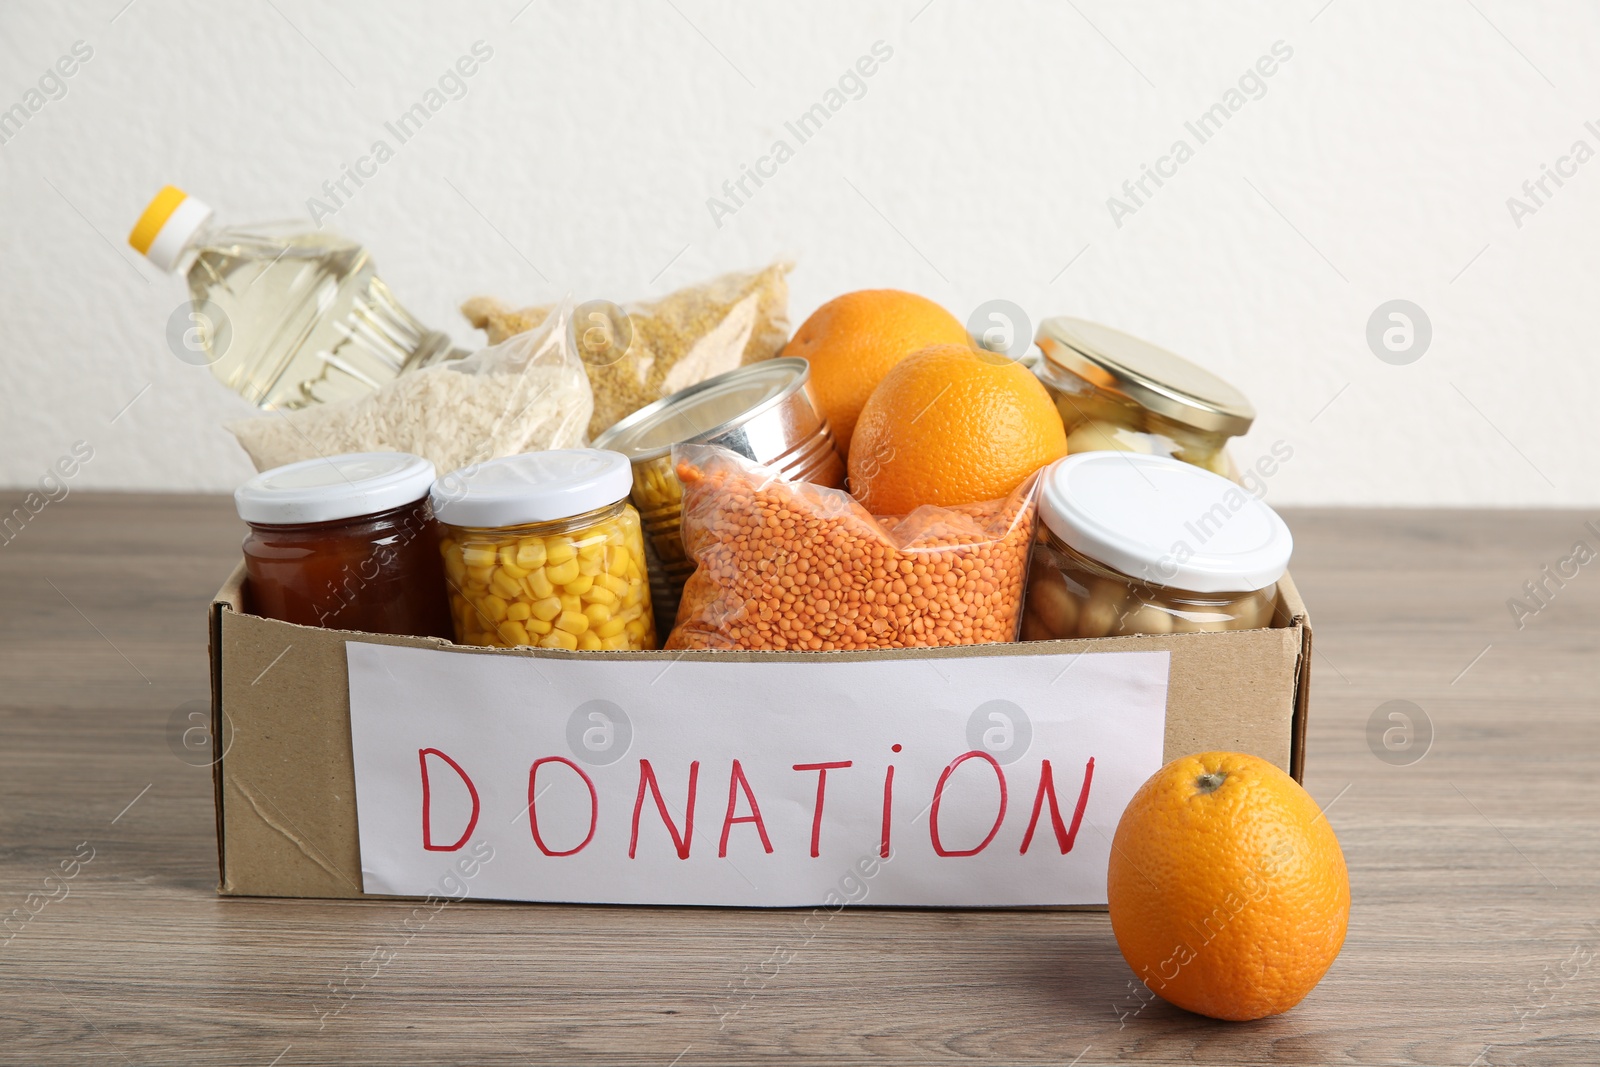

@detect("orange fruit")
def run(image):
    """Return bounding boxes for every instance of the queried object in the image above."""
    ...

[785,289,970,453]
[848,344,1067,514]
[1107,752,1350,1022]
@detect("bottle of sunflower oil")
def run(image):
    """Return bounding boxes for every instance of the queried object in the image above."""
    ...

[129,185,464,410]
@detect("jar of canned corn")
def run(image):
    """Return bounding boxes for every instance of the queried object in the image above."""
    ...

[430,450,656,651]
[1033,316,1255,476]
[1023,452,1292,640]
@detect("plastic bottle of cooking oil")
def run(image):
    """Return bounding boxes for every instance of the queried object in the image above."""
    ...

[129,185,464,409]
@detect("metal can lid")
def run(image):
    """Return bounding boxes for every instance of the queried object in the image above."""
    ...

[592,358,812,462]
[430,449,632,529]
[1039,452,1291,593]
[1034,317,1255,437]
[235,452,436,526]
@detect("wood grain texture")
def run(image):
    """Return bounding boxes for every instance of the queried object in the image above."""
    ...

[1,495,1597,1066]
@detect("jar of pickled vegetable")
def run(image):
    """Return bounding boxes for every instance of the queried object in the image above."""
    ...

[430,450,656,651]
[1033,317,1255,475]
[234,452,453,638]
[1022,452,1292,640]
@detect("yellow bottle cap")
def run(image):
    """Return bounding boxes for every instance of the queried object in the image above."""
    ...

[128,185,213,272]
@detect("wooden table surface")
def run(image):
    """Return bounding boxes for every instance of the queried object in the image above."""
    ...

[2,495,1596,1066]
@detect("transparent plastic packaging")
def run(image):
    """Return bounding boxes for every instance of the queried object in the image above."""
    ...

[666,444,1036,652]
[462,261,792,440]
[439,502,656,651]
[228,299,592,477]
[1022,529,1278,641]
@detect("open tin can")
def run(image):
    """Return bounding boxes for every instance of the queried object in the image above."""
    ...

[591,357,845,634]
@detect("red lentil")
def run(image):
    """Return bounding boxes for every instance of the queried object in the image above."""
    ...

[665,449,1037,651]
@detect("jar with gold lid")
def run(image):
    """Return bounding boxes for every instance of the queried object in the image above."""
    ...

[1033,317,1254,475]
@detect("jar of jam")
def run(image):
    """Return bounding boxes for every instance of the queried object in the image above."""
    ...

[431,449,656,651]
[1033,317,1255,475]
[1022,452,1292,640]
[235,452,453,638]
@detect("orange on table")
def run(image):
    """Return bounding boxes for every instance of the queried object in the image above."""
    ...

[783,289,970,453]
[1107,751,1350,1022]
[848,343,1067,515]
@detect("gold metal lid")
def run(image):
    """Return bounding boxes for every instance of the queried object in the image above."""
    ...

[1034,317,1256,436]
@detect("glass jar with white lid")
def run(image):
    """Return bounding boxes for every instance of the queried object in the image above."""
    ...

[1033,317,1255,475]
[1021,452,1293,640]
[431,449,656,651]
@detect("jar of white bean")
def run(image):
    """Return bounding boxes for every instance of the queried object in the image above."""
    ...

[1022,452,1292,640]
[1033,317,1255,476]
[431,450,656,651]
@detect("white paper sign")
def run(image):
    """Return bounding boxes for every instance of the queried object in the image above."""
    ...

[345,644,1170,907]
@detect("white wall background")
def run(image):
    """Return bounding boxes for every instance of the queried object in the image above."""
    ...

[2,0,1595,506]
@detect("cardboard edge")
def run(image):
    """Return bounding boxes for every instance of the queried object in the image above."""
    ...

[210,561,247,893]
[1276,573,1313,782]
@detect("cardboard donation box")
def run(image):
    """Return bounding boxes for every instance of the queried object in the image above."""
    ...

[209,566,1312,909]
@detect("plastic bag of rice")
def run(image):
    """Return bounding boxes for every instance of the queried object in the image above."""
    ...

[228,297,592,475]
[461,261,791,441]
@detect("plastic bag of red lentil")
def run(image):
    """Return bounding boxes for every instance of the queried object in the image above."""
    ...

[664,444,1039,652]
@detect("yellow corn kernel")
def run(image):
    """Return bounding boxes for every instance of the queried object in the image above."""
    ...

[585,584,618,608]
[539,628,578,651]
[498,560,530,580]
[546,558,580,585]
[625,561,642,581]
[595,572,628,596]
[623,585,644,609]
[505,601,531,622]
[560,593,582,613]
[481,594,508,622]
[625,619,647,640]
[583,603,612,627]
[525,568,555,599]
[595,615,626,639]
[490,570,523,600]
[607,547,631,577]
[444,557,467,584]
[467,565,494,587]
[529,596,563,622]
[601,633,629,651]
[462,544,498,568]
[497,545,519,568]
[526,616,553,635]
[555,610,590,635]
[515,538,547,569]
[500,620,530,646]
[545,538,577,566]
[619,604,642,623]
[577,554,604,577]
[563,573,595,596]
[577,631,603,651]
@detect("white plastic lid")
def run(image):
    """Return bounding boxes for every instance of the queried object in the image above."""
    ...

[128,186,214,273]
[1038,452,1292,593]
[235,452,437,526]
[430,449,632,529]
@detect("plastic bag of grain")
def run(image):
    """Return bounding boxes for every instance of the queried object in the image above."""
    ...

[665,444,1038,652]
[461,261,791,441]
[228,297,592,475]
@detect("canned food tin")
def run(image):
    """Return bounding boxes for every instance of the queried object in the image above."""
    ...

[591,357,845,629]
